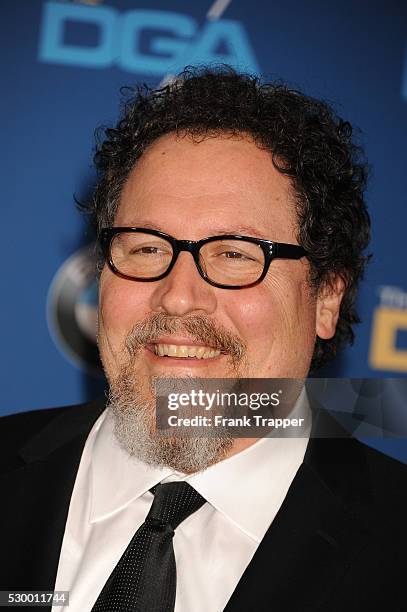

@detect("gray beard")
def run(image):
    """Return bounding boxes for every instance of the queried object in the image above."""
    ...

[107,372,234,474]
[102,312,247,473]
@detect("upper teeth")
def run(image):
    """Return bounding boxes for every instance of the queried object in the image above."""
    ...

[154,344,221,359]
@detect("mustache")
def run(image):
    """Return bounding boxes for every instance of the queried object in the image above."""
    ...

[124,312,246,366]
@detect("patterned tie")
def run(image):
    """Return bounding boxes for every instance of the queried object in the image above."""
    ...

[92,481,206,612]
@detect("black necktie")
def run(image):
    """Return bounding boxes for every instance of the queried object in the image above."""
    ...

[91,481,206,612]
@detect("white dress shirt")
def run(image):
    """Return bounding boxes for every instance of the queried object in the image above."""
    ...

[53,393,311,612]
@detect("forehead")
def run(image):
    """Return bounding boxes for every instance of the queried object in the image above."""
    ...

[116,132,298,242]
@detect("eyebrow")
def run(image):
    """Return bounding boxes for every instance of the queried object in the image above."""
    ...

[210,225,267,237]
[121,221,268,239]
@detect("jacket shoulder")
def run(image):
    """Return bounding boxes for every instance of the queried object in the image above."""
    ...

[361,440,407,500]
[0,400,105,470]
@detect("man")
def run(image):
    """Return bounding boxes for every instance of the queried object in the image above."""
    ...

[1,66,406,611]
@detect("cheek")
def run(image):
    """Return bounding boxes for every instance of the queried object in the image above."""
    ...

[222,284,280,359]
[98,271,152,352]
[225,277,308,338]
[223,269,316,370]
[261,264,316,330]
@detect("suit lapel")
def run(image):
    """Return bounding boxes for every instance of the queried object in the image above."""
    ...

[1,399,105,591]
[224,407,373,612]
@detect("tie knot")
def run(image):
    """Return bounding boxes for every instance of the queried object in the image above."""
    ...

[146,481,206,530]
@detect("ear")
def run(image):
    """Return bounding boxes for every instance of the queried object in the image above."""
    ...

[316,275,346,340]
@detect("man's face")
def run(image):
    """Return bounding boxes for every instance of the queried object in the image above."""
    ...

[98,132,325,382]
[97,133,341,471]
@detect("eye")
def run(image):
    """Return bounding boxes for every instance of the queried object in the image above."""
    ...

[128,244,172,257]
[219,250,256,261]
[216,250,256,263]
[130,246,162,254]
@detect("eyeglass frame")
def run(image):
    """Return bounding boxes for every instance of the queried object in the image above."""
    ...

[100,227,308,290]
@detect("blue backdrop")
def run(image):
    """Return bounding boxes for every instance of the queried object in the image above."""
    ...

[2,1,407,458]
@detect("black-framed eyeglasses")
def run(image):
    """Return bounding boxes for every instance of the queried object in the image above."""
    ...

[100,227,308,290]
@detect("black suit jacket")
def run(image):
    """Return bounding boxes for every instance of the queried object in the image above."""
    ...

[1,398,407,612]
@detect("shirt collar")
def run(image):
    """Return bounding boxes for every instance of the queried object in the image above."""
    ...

[90,411,175,522]
[90,389,311,542]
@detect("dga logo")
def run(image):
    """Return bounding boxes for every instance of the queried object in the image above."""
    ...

[47,244,102,374]
[369,285,407,373]
[38,1,260,76]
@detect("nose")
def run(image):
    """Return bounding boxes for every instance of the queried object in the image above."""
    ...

[149,251,217,316]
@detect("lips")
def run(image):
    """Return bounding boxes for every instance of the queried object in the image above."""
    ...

[145,336,223,360]
[152,343,221,359]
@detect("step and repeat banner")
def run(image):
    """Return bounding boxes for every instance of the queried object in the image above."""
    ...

[2,1,407,457]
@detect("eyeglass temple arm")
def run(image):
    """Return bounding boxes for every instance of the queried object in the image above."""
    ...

[272,243,307,259]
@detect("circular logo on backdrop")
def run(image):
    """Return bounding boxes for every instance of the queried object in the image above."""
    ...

[47,244,103,375]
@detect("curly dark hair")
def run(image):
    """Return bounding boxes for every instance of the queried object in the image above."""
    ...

[88,65,371,371]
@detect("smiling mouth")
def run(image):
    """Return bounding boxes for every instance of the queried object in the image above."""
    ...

[148,343,221,359]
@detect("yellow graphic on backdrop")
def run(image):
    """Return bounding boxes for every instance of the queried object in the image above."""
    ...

[369,307,407,372]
